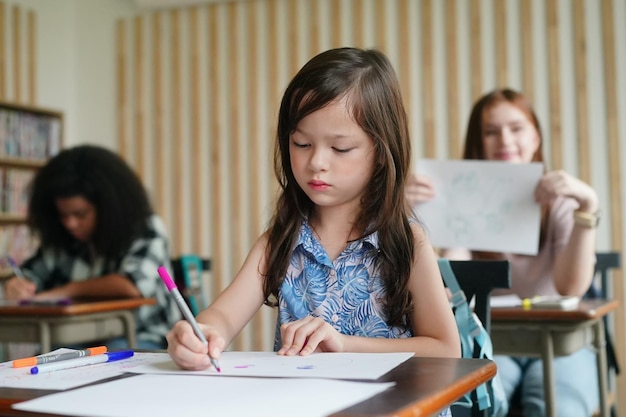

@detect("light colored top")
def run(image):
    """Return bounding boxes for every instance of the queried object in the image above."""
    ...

[20,215,181,346]
[274,220,413,349]
[498,196,578,298]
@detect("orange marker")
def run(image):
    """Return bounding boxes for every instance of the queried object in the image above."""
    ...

[12,346,107,368]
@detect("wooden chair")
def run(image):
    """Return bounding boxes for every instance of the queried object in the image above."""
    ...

[171,255,211,316]
[443,259,512,417]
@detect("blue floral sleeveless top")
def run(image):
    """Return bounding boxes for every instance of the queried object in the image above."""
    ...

[274,220,413,347]
[274,219,451,417]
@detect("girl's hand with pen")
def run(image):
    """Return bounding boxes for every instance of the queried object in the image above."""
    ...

[166,319,225,371]
[278,315,344,356]
[3,276,36,300]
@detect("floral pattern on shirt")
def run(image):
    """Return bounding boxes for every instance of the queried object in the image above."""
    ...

[275,220,412,348]
[274,220,451,417]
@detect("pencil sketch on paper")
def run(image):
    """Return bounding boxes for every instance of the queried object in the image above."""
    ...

[416,159,543,255]
[446,171,514,243]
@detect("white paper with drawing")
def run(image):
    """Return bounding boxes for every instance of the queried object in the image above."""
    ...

[129,351,413,380]
[416,159,542,255]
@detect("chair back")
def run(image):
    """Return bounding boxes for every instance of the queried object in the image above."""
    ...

[447,260,511,333]
[171,255,211,315]
[593,252,621,297]
[586,251,621,417]
[441,260,511,417]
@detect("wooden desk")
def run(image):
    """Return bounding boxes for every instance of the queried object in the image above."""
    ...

[0,356,496,417]
[491,298,618,417]
[0,298,156,357]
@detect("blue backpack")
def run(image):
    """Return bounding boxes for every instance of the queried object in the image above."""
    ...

[438,258,508,417]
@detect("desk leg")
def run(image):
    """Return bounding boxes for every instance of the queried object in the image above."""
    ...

[594,320,609,417]
[541,330,556,417]
[37,321,51,353]
[120,311,137,349]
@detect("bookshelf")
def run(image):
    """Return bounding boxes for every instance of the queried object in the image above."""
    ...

[0,101,63,264]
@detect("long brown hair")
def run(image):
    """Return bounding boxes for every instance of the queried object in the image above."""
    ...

[264,47,416,327]
[463,88,549,258]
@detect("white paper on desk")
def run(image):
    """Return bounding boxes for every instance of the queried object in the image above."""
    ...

[130,351,414,380]
[13,374,395,417]
[415,159,543,255]
[0,351,166,390]
[490,294,523,307]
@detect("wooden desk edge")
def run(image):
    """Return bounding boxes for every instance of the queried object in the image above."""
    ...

[0,298,156,316]
[400,360,497,417]
[492,299,619,322]
[331,360,498,417]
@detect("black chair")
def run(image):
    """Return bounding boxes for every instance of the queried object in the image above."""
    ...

[443,260,512,417]
[448,260,512,333]
[585,251,621,417]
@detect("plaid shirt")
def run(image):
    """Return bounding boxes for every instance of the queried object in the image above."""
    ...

[21,215,181,347]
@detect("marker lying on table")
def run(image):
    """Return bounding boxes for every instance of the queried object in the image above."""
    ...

[157,265,221,372]
[13,346,107,368]
[30,350,134,374]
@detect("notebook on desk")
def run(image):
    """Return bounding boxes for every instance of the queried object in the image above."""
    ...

[490,294,580,310]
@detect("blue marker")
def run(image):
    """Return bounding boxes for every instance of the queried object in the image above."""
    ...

[30,350,134,374]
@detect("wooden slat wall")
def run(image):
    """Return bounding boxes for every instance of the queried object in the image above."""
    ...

[26,11,34,105]
[11,6,20,102]
[0,2,5,99]
[573,0,589,184]
[0,2,35,102]
[546,0,562,170]
[602,0,625,407]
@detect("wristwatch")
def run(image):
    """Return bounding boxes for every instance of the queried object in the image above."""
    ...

[573,210,600,228]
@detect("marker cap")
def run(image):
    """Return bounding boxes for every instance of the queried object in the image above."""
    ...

[87,346,108,355]
[12,357,37,368]
[107,350,135,361]
[157,266,177,291]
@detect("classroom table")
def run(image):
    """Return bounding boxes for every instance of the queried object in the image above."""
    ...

[0,297,156,359]
[490,298,618,417]
[0,355,496,417]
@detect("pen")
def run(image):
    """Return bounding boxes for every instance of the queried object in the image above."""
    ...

[13,346,107,368]
[30,350,134,374]
[157,265,221,372]
[6,256,25,280]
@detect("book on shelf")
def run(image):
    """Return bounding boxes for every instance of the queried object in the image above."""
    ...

[0,107,61,161]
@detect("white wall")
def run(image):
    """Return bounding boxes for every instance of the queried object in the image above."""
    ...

[6,0,136,149]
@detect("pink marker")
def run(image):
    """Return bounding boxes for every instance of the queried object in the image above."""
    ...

[157,266,221,372]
